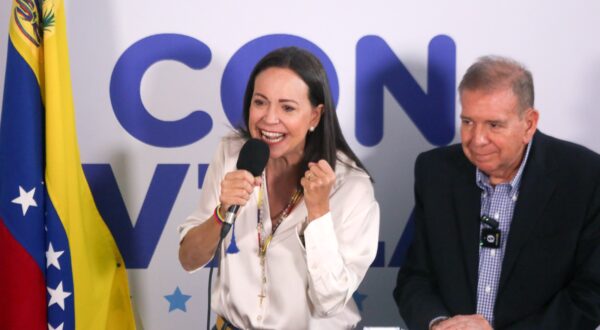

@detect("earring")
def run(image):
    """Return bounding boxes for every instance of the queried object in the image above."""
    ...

[309,126,315,132]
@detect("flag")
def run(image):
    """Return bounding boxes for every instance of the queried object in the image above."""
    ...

[0,1,136,329]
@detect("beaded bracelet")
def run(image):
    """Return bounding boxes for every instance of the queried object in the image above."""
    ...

[213,205,225,225]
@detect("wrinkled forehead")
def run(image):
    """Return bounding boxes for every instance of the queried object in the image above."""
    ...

[459,88,522,117]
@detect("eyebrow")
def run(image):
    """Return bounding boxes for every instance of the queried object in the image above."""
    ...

[278,98,299,105]
[459,115,506,124]
[253,93,299,105]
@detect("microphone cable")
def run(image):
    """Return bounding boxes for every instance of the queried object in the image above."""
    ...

[204,138,269,330]
[207,220,236,329]
[206,233,225,330]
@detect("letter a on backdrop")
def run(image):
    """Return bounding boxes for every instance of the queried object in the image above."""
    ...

[0,1,136,329]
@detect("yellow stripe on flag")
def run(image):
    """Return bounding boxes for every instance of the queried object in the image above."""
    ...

[36,1,136,328]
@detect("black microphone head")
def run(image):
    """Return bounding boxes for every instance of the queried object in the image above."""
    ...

[236,138,270,176]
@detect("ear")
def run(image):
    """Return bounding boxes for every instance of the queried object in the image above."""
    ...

[310,104,324,128]
[522,108,539,143]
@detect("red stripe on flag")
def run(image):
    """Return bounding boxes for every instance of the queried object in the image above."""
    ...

[0,218,47,329]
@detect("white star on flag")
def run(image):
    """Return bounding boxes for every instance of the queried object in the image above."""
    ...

[49,323,64,330]
[47,282,72,310]
[46,243,64,270]
[11,186,37,216]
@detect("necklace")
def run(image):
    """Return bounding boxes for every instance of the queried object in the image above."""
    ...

[257,187,302,255]
[256,176,303,305]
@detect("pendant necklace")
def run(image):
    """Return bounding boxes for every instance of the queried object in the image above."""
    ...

[256,176,303,306]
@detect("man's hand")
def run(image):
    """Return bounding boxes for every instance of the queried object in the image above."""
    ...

[432,314,492,330]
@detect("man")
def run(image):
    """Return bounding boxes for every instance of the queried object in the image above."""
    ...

[394,56,600,329]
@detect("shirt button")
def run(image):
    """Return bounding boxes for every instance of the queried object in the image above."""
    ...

[494,212,500,219]
[490,250,496,257]
[257,315,262,321]
[512,194,518,202]
[485,285,491,293]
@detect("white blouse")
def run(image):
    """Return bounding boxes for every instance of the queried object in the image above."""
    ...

[179,137,380,329]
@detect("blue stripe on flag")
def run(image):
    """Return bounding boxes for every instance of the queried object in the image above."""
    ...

[45,197,75,330]
[0,40,45,271]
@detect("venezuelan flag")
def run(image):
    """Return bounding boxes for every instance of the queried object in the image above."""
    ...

[0,1,136,329]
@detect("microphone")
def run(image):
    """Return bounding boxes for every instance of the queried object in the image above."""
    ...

[207,139,268,330]
[480,215,501,249]
[221,138,270,238]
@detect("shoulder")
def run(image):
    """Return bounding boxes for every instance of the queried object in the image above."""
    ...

[220,134,246,159]
[206,135,247,174]
[417,143,464,165]
[533,131,600,175]
[333,151,374,194]
[415,143,470,178]
[535,132,600,162]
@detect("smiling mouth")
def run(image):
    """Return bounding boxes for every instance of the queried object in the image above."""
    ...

[260,130,285,143]
[472,152,495,160]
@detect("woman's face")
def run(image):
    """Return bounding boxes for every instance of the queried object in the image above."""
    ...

[248,67,322,164]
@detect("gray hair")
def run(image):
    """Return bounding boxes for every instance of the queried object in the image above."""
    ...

[458,56,534,114]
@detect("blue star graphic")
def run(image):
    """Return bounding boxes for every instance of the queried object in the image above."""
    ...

[164,286,192,312]
[352,290,368,311]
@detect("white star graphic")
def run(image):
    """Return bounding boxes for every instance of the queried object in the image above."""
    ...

[47,282,72,310]
[11,186,38,216]
[46,243,64,270]
[49,323,64,330]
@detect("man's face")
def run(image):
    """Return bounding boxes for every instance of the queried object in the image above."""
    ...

[460,88,538,185]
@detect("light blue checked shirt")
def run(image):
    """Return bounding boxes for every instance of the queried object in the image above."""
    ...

[474,142,532,325]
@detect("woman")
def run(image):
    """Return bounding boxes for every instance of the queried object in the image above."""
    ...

[178,47,379,329]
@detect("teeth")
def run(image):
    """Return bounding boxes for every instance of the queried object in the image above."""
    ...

[261,130,283,138]
[261,130,284,142]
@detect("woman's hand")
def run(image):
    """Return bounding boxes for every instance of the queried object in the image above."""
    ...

[301,160,335,221]
[179,169,260,271]
[220,170,262,211]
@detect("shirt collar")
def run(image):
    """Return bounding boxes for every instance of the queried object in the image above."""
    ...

[476,140,533,192]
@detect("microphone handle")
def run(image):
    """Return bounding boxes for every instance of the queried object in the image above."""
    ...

[224,205,239,224]
[220,205,240,238]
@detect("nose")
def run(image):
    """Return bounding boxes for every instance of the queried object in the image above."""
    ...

[263,104,279,124]
[471,125,489,146]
